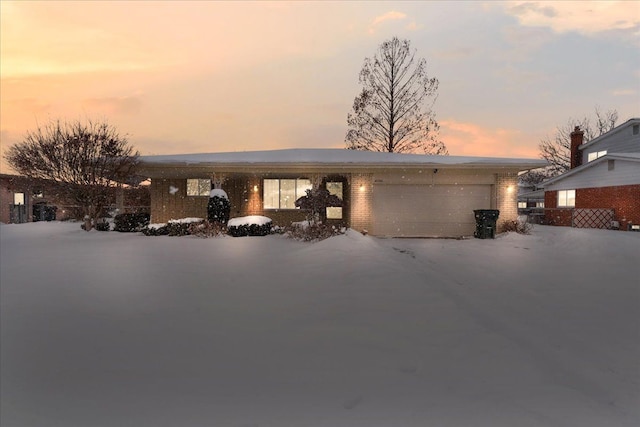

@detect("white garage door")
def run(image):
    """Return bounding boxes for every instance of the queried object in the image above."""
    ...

[372,184,491,237]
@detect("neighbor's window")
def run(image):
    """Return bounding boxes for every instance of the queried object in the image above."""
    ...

[518,201,527,209]
[263,178,312,209]
[326,181,343,219]
[186,179,211,196]
[557,190,575,207]
[13,192,25,205]
[587,150,607,162]
[536,201,545,208]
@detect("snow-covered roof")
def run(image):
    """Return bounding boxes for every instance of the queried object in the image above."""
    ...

[541,153,640,187]
[139,148,547,170]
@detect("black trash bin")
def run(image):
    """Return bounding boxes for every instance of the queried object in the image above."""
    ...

[473,209,500,239]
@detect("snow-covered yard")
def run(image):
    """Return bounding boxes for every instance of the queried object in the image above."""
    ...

[1,222,638,427]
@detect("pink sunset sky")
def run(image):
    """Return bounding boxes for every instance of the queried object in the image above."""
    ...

[1,1,638,173]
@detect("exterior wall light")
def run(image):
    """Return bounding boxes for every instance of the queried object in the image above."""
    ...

[253,185,259,192]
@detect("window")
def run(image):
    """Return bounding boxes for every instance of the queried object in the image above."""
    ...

[326,181,343,219]
[33,188,43,198]
[186,179,211,196]
[518,201,527,209]
[13,192,25,205]
[587,150,607,162]
[263,178,312,209]
[536,201,545,208]
[557,190,575,208]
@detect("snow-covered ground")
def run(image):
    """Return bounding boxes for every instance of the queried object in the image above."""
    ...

[1,222,638,427]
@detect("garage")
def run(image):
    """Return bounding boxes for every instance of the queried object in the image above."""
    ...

[372,184,492,237]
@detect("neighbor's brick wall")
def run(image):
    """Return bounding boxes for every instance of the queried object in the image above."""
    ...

[349,173,373,233]
[578,185,640,229]
[543,191,573,226]
[544,185,640,229]
[495,172,519,228]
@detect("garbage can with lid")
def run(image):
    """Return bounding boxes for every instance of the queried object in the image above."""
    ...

[473,209,500,239]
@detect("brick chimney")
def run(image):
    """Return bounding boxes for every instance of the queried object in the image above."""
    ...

[570,126,584,169]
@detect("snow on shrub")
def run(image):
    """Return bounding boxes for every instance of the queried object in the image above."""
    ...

[207,189,231,224]
[500,217,532,235]
[227,215,272,237]
[142,217,205,236]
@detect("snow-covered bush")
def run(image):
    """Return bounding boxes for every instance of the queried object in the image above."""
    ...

[114,213,150,232]
[500,217,532,235]
[142,218,205,236]
[188,220,226,238]
[207,189,231,224]
[227,216,272,237]
[95,221,111,232]
[285,221,346,242]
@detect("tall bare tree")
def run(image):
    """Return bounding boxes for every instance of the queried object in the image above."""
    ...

[538,107,618,177]
[5,119,139,230]
[345,37,447,155]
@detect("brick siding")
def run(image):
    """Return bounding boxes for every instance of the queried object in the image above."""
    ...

[495,172,519,227]
[349,173,373,233]
[544,184,640,229]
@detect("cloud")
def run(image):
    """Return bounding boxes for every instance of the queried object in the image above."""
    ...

[81,95,142,116]
[369,10,407,34]
[7,98,51,114]
[439,119,538,158]
[504,1,640,37]
[611,88,637,96]
[432,47,476,61]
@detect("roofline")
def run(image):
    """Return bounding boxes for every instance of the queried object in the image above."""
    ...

[579,117,640,151]
[137,149,548,174]
[541,153,640,186]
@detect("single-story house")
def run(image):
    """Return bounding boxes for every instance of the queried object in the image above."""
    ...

[543,118,640,230]
[137,149,546,238]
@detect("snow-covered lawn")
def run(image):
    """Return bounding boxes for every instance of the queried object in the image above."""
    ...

[1,222,638,427]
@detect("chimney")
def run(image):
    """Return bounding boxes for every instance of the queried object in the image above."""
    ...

[570,126,584,169]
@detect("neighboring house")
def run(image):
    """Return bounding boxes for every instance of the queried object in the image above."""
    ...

[517,186,545,223]
[136,149,546,238]
[542,118,640,230]
[0,173,151,224]
[0,174,71,224]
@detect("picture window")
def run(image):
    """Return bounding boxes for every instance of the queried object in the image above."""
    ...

[263,178,312,209]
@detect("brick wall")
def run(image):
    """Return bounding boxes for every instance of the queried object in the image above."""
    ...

[150,179,208,223]
[495,172,519,227]
[578,185,640,229]
[544,185,640,229]
[349,173,373,233]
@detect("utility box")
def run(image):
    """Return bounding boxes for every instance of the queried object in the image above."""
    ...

[474,209,500,239]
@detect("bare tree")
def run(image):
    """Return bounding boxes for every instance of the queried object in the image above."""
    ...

[5,119,139,230]
[345,37,447,155]
[538,107,618,177]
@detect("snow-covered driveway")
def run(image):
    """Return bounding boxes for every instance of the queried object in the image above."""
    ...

[1,222,638,427]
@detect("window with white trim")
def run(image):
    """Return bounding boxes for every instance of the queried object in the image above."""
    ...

[518,201,527,209]
[263,178,312,209]
[186,179,211,196]
[557,189,575,207]
[587,150,607,162]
